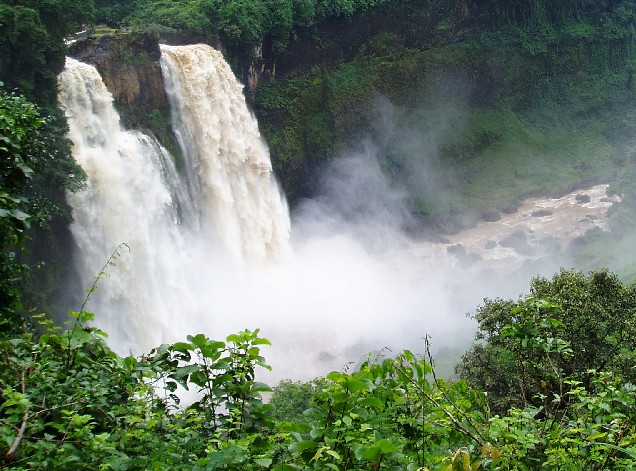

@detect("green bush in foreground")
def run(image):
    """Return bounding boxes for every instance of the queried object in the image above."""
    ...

[458,269,636,416]
[2,281,636,469]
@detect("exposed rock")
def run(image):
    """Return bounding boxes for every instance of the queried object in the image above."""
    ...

[568,236,588,250]
[499,231,535,256]
[538,236,561,252]
[247,41,266,92]
[68,33,168,127]
[447,244,466,256]
[578,214,598,223]
[531,210,553,217]
[447,243,482,267]
[458,252,482,267]
[318,351,336,362]
[576,193,591,204]
[481,211,501,222]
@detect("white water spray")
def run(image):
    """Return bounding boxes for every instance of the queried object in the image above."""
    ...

[58,57,195,350]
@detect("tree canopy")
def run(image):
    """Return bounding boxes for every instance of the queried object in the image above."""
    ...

[0,0,94,106]
[457,269,636,415]
[0,87,84,333]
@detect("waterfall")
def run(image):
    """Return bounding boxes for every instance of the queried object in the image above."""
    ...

[160,44,291,264]
[58,47,291,353]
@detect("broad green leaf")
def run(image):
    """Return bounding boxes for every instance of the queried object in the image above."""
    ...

[254,458,272,467]
[248,346,261,357]
[326,371,344,382]
[362,445,381,461]
[171,341,194,352]
[344,379,369,393]
[251,381,272,393]
[294,440,319,453]
[360,397,384,410]
[376,438,399,454]
[187,333,208,349]
[174,364,201,378]
[226,333,244,343]
[10,209,29,221]
[200,341,225,359]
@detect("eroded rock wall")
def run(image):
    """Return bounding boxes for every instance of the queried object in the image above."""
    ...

[67,33,168,130]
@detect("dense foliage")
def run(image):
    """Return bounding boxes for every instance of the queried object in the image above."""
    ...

[253,0,636,214]
[0,0,94,106]
[96,0,401,47]
[0,89,83,331]
[57,0,636,231]
[3,281,636,469]
[457,269,636,416]
[2,1,636,468]
[0,0,90,319]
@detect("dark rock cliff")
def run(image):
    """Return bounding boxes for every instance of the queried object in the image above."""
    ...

[68,32,169,131]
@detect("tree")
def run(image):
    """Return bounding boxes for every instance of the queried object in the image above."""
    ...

[0,88,84,333]
[2,300,636,469]
[457,269,636,415]
[263,0,293,52]
[270,379,316,422]
[0,5,50,104]
[292,0,316,27]
[0,1,95,106]
[133,0,215,41]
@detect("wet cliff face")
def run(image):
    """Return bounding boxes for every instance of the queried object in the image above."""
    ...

[68,33,168,129]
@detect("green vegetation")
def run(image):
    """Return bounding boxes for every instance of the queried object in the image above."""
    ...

[95,0,401,46]
[571,137,636,281]
[2,1,636,468]
[253,6,636,219]
[0,0,93,317]
[3,270,636,468]
[270,379,316,423]
[0,0,94,107]
[78,1,636,229]
[457,269,636,416]
[0,88,84,331]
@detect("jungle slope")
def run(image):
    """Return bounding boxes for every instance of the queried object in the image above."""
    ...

[249,2,636,233]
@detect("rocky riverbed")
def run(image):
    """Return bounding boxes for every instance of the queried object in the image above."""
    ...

[413,184,620,273]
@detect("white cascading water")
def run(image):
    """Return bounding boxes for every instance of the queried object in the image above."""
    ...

[58,47,291,353]
[160,44,290,264]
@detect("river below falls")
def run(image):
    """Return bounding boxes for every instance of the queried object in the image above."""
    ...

[411,183,619,274]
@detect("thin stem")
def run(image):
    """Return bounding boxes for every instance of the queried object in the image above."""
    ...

[5,370,29,462]
[424,337,488,444]
[393,361,483,446]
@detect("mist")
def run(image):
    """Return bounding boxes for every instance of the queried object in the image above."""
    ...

[165,138,477,382]
[156,97,557,383]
